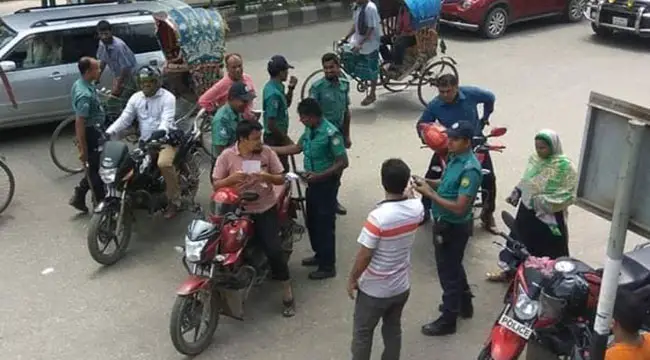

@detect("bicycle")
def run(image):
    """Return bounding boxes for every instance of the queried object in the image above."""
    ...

[0,155,15,215]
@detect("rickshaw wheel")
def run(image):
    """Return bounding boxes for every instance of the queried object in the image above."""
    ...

[417,59,459,108]
[380,67,410,93]
[299,69,325,100]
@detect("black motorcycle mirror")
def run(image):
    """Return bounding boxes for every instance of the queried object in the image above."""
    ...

[501,210,515,230]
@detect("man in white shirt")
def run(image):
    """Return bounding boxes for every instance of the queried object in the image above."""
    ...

[342,0,381,106]
[347,158,425,360]
[105,66,180,218]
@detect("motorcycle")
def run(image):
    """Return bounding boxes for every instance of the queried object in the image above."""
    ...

[419,122,507,221]
[86,112,204,266]
[169,175,305,356]
[478,211,650,360]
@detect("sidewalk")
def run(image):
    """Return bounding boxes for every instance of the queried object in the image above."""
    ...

[0,0,351,37]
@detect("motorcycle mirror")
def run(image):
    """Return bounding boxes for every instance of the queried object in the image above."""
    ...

[489,127,508,137]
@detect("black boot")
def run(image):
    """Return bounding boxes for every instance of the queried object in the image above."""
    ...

[69,187,88,213]
[336,201,347,216]
[421,313,457,336]
[460,291,474,319]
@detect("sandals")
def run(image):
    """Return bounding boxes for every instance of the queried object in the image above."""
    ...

[282,298,295,318]
[486,271,509,283]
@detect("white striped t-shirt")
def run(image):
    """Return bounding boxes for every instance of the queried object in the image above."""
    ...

[357,198,425,298]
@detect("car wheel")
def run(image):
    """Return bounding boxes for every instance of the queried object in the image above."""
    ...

[591,22,614,37]
[564,0,585,22]
[481,6,509,39]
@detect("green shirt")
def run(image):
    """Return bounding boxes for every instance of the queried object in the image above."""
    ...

[299,119,347,173]
[431,150,482,223]
[212,103,243,155]
[71,78,105,128]
[309,76,350,130]
[262,79,289,136]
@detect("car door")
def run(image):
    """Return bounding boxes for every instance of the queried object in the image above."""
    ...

[0,31,69,126]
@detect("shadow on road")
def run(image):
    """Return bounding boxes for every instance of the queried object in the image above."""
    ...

[581,32,650,53]
[440,18,586,42]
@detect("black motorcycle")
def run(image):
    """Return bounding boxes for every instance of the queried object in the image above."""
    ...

[87,116,203,266]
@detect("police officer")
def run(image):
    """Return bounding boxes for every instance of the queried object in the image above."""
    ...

[211,81,256,157]
[272,98,349,280]
[309,52,352,216]
[412,121,482,336]
[69,57,106,212]
[263,55,298,172]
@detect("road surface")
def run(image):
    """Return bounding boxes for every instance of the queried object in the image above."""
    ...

[0,19,649,360]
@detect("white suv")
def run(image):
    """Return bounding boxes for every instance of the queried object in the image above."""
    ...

[0,1,173,129]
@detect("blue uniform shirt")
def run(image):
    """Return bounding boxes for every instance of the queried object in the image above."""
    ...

[418,86,495,135]
[431,150,482,223]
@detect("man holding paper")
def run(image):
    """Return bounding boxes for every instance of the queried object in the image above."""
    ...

[211,120,296,317]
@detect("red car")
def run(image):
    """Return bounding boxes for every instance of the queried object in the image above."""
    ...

[439,0,586,38]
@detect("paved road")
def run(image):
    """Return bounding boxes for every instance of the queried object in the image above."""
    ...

[1,19,649,360]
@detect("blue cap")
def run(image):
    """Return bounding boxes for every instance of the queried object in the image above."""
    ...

[228,81,255,101]
[446,121,474,139]
[267,55,293,73]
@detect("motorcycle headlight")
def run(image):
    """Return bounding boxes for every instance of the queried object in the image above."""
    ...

[184,236,208,263]
[514,285,540,321]
[99,167,117,184]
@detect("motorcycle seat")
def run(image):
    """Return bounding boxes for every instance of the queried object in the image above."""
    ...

[619,246,650,290]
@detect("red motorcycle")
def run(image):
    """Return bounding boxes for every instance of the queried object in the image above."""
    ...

[479,211,650,360]
[169,177,305,356]
[419,122,507,222]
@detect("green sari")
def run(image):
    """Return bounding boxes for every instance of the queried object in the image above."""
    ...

[518,129,578,235]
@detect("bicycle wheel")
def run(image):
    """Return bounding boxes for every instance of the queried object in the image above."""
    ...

[417,59,459,108]
[50,116,84,174]
[300,69,325,100]
[0,157,15,215]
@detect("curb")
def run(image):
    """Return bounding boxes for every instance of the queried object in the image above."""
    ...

[226,2,351,37]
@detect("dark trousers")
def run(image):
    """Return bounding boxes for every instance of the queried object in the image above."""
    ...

[351,290,410,360]
[379,35,417,66]
[421,152,497,216]
[263,133,289,173]
[78,127,105,202]
[251,206,290,281]
[306,176,338,269]
[434,221,471,316]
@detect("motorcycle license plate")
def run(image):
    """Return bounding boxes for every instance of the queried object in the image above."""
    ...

[498,313,533,340]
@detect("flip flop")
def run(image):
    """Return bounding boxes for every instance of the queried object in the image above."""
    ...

[485,271,509,283]
[282,298,295,318]
[360,95,376,107]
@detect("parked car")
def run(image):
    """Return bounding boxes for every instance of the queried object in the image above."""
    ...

[584,0,650,38]
[438,0,586,38]
[0,0,180,130]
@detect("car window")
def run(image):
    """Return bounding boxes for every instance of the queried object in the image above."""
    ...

[59,26,98,64]
[4,33,63,70]
[112,22,160,54]
[0,21,17,50]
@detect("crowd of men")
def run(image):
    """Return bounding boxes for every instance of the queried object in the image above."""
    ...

[65,2,649,359]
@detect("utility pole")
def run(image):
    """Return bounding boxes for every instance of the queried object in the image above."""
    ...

[590,119,646,360]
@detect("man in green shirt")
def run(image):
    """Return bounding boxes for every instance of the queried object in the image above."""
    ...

[211,81,255,157]
[412,120,482,337]
[272,98,349,280]
[263,55,298,172]
[69,56,106,213]
[309,52,352,216]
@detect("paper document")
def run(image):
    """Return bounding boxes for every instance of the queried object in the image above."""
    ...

[242,160,261,174]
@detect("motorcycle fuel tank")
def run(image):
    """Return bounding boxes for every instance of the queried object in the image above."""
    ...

[100,140,129,169]
[220,218,253,254]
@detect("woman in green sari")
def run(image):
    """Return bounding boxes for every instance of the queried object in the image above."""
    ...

[486,129,578,281]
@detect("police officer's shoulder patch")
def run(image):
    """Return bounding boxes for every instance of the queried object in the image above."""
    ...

[460,176,471,188]
[219,127,228,137]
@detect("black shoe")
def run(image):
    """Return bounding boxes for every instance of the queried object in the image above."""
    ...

[461,293,474,319]
[308,268,336,280]
[336,202,347,216]
[69,187,88,213]
[421,315,457,336]
[301,256,319,267]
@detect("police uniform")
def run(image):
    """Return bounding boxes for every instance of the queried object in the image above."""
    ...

[422,121,482,336]
[211,103,243,156]
[263,79,290,171]
[69,78,107,210]
[300,119,347,276]
[309,75,351,215]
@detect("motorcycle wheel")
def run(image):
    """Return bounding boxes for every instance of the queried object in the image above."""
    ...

[87,207,133,266]
[169,290,220,356]
[477,344,494,360]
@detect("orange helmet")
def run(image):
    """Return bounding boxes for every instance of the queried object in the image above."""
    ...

[420,123,448,152]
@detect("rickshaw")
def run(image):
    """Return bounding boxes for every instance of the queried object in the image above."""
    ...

[300,0,458,108]
[49,5,227,174]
